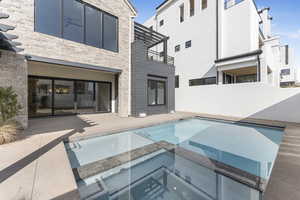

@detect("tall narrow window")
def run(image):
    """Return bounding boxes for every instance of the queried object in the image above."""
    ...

[103,13,118,52]
[85,5,102,48]
[63,0,84,43]
[160,20,164,27]
[35,0,62,37]
[202,0,208,10]
[175,76,179,88]
[180,5,184,22]
[285,45,289,65]
[190,0,195,16]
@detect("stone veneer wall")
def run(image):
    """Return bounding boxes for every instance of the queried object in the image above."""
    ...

[0,0,135,117]
[0,50,28,128]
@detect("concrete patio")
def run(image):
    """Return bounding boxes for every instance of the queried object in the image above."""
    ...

[0,112,196,200]
[0,112,300,200]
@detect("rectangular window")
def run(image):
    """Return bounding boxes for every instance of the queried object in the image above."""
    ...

[35,0,62,37]
[103,13,118,52]
[185,40,192,48]
[190,0,195,16]
[189,77,216,86]
[63,0,84,43]
[180,5,184,22]
[202,0,208,10]
[285,45,289,65]
[175,45,180,52]
[160,20,164,26]
[148,80,166,106]
[34,0,118,52]
[85,5,102,48]
[281,69,290,76]
[175,76,179,88]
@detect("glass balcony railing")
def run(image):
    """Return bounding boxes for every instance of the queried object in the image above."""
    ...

[224,0,245,9]
[147,49,174,66]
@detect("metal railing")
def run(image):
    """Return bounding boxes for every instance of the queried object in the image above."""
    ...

[147,49,174,66]
[224,0,245,9]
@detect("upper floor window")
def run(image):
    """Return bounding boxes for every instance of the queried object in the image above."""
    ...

[190,0,195,16]
[185,40,192,48]
[149,26,153,30]
[175,45,180,52]
[160,20,164,26]
[285,45,289,65]
[281,69,290,76]
[180,5,184,22]
[202,0,208,10]
[35,0,118,52]
[35,0,62,37]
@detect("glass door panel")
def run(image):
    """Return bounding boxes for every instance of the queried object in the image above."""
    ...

[96,82,111,113]
[54,80,75,115]
[76,81,95,113]
[28,78,53,117]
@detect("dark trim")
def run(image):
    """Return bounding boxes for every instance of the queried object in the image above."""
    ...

[147,74,168,79]
[26,55,122,74]
[28,75,112,84]
[215,50,263,63]
[257,55,261,82]
[189,77,217,86]
[156,0,169,10]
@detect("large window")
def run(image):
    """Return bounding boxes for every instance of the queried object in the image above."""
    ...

[189,77,216,86]
[63,0,84,43]
[35,0,62,37]
[103,13,118,52]
[35,0,118,52]
[85,5,102,48]
[148,80,166,106]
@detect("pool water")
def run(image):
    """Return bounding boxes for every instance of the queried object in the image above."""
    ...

[65,118,284,200]
[134,118,284,179]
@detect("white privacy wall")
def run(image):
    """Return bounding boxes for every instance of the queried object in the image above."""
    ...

[176,83,300,123]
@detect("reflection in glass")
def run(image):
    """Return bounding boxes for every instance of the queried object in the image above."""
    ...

[85,5,102,48]
[54,80,75,115]
[103,13,118,52]
[76,81,95,113]
[28,78,52,117]
[63,0,84,43]
[97,82,111,112]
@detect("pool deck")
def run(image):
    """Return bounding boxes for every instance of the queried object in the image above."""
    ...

[0,112,300,200]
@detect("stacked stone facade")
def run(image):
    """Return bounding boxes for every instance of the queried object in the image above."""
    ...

[0,0,136,118]
[0,50,28,127]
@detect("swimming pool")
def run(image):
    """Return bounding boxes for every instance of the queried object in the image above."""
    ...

[65,117,284,200]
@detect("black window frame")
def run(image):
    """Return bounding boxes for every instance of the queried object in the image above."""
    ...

[185,40,192,48]
[190,0,195,16]
[281,69,291,76]
[189,77,216,86]
[34,0,119,53]
[175,45,181,52]
[147,79,167,106]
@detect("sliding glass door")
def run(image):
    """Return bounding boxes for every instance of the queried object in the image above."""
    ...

[96,82,112,113]
[28,78,53,117]
[54,80,75,115]
[28,76,112,117]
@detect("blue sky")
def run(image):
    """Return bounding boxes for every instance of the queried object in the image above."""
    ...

[131,0,300,68]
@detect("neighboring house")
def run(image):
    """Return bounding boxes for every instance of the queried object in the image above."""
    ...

[144,0,287,89]
[279,45,298,87]
[0,0,175,127]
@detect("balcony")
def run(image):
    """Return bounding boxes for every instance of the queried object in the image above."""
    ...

[147,50,174,65]
[134,22,174,65]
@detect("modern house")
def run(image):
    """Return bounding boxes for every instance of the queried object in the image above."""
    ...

[0,0,175,127]
[144,0,287,87]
